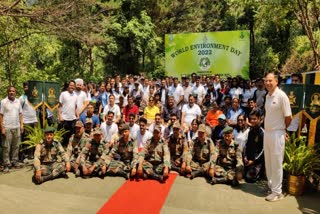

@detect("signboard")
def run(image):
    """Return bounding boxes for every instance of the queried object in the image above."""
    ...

[305,84,320,119]
[44,81,60,111]
[165,30,250,79]
[27,80,43,109]
[281,84,304,115]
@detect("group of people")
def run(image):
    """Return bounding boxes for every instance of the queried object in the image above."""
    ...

[0,71,296,202]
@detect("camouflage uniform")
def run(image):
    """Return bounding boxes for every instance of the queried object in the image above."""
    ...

[215,139,243,181]
[187,137,218,172]
[34,139,69,182]
[105,137,139,174]
[166,133,188,171]
[139,138,171,176]
[67,132,90,169]
[78,139,109,175]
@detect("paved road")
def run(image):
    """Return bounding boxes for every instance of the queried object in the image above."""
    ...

[0,167,319,214]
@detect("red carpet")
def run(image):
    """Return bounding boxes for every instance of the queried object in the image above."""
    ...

[97,174,177,214]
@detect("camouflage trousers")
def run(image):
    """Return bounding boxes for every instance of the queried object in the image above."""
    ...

[35,162,66,178]
[214,165,236,181]
[190,161,212,172]
[142,161,164,175]
[107,160,131,173]
[82,160,103,174]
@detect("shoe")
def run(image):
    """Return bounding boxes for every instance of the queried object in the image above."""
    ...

[3,167,9,173]
[12,162,22,169]
[231,179,240,187]
[265,193,284,202]
[75,169,81,177]
[190,169,204,180]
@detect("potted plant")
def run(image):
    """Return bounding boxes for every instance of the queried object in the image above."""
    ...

[283,134,320,196]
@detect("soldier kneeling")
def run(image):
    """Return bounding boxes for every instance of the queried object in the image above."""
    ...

[212,126,243,186]
[33,127,71,184]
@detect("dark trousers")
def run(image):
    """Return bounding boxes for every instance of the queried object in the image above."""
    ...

[59,120,76,147]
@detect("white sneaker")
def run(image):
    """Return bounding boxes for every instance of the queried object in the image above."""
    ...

[265,193,284,202]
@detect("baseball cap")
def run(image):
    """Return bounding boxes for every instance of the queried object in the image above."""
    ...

[218,114,226,120]
[75,121,84,127]
[198,124,206,133]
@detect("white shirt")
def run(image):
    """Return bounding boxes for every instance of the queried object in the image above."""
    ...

[19,95,37,124]
[129,123,140,140]
[191,84,206,104]
[183,85,192,103]
[230,87,243,99]
[265,87,292,131]
[100,122,118,142]
[136,130,152,148]
[59,91,77,121]
[75,90,87,114]
[170,85,184,107]
[103,104,121,122]
[287,113,300,132]
[148,123,165,137]
[241,89,254,107]
[182,103,201,126]
[0,97,22,129]
[233,128,250,152]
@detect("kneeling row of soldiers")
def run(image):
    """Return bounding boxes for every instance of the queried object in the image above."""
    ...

[33,121,243,186]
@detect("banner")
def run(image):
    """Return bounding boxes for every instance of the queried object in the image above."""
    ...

[304,84,320,119]
[27,80,43,109]
[281,84,304,115]
[165,30,250,79]
[44,81,60,111]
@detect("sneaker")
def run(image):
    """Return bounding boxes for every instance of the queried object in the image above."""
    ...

[265,193,284,202]
[3,167,10,173]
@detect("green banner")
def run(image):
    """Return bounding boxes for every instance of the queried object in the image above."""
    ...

[44,81,60,111]
[281,84,304,115]
[27,80,43,109]
[165,31,250,79]
[305,84,320,119]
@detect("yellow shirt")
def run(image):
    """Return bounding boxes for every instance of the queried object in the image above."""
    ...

[144,105,160,120]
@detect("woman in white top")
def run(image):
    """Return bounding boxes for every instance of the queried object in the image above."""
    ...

[186,119,200,143]
[229,77,242,99]
[233,114,249,153]
[241,80,254,110]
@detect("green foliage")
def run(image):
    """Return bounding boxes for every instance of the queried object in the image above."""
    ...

[283,134,320,176]
[20,123,68,150]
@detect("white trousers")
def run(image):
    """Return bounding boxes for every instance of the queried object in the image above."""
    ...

[263,130,285,195]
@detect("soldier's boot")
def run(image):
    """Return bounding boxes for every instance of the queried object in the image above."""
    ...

[190,168,204,180]
[171,165,181,174]
[75,169,81,178]
[211,177,227,185]
[150,173,164,183]
[98,171,105,179]
[231,178,240,187]
[39,174,54,184]
[117,169,129,180]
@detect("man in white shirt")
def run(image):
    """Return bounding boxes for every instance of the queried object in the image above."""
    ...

[148,113,165,137]
[0,86,23,172]
[75,78,89,115]
[20,82,38,160]
[128,113,140,140]
[100,111,118,143]
[136,117,152,148]
[170,77,184,109]
[181,94,201,131]
[264,72,292,202]
[103,94,121,123]
[191,77,206,105]
[58,80,78,147]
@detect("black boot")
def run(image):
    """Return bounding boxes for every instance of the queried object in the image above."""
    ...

[39,174,54,184]
[231,178,240,187]
[171,165,181,174]
[190,168,204,180]
[211,177,227,185]
[117,169,129,180]
[150,173,164,183]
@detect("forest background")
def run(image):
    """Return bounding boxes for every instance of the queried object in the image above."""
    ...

[0,0,319,95]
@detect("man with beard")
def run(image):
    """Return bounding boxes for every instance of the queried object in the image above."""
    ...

[58,80,78,147]
[137,125,170,183]
[122,95,139,123]
[33,127,71,184]
[181,95,201,132]
[75,78,89,115]
[100,111,118,144]
[80,103,100,129]
[67,121,90,176]
[104,124,139,179]
[162,96,180,123]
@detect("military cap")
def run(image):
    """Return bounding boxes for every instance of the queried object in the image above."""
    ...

[75,120,84,127]
[44,126,55,133]
[85,118,93,124]
[153,125,162,133]
[121,124,130,131]
[198,124,206,133]
[218,114,226,120]
[222,126,233,134]
[172,121,181,129]
[93,128,102,135]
